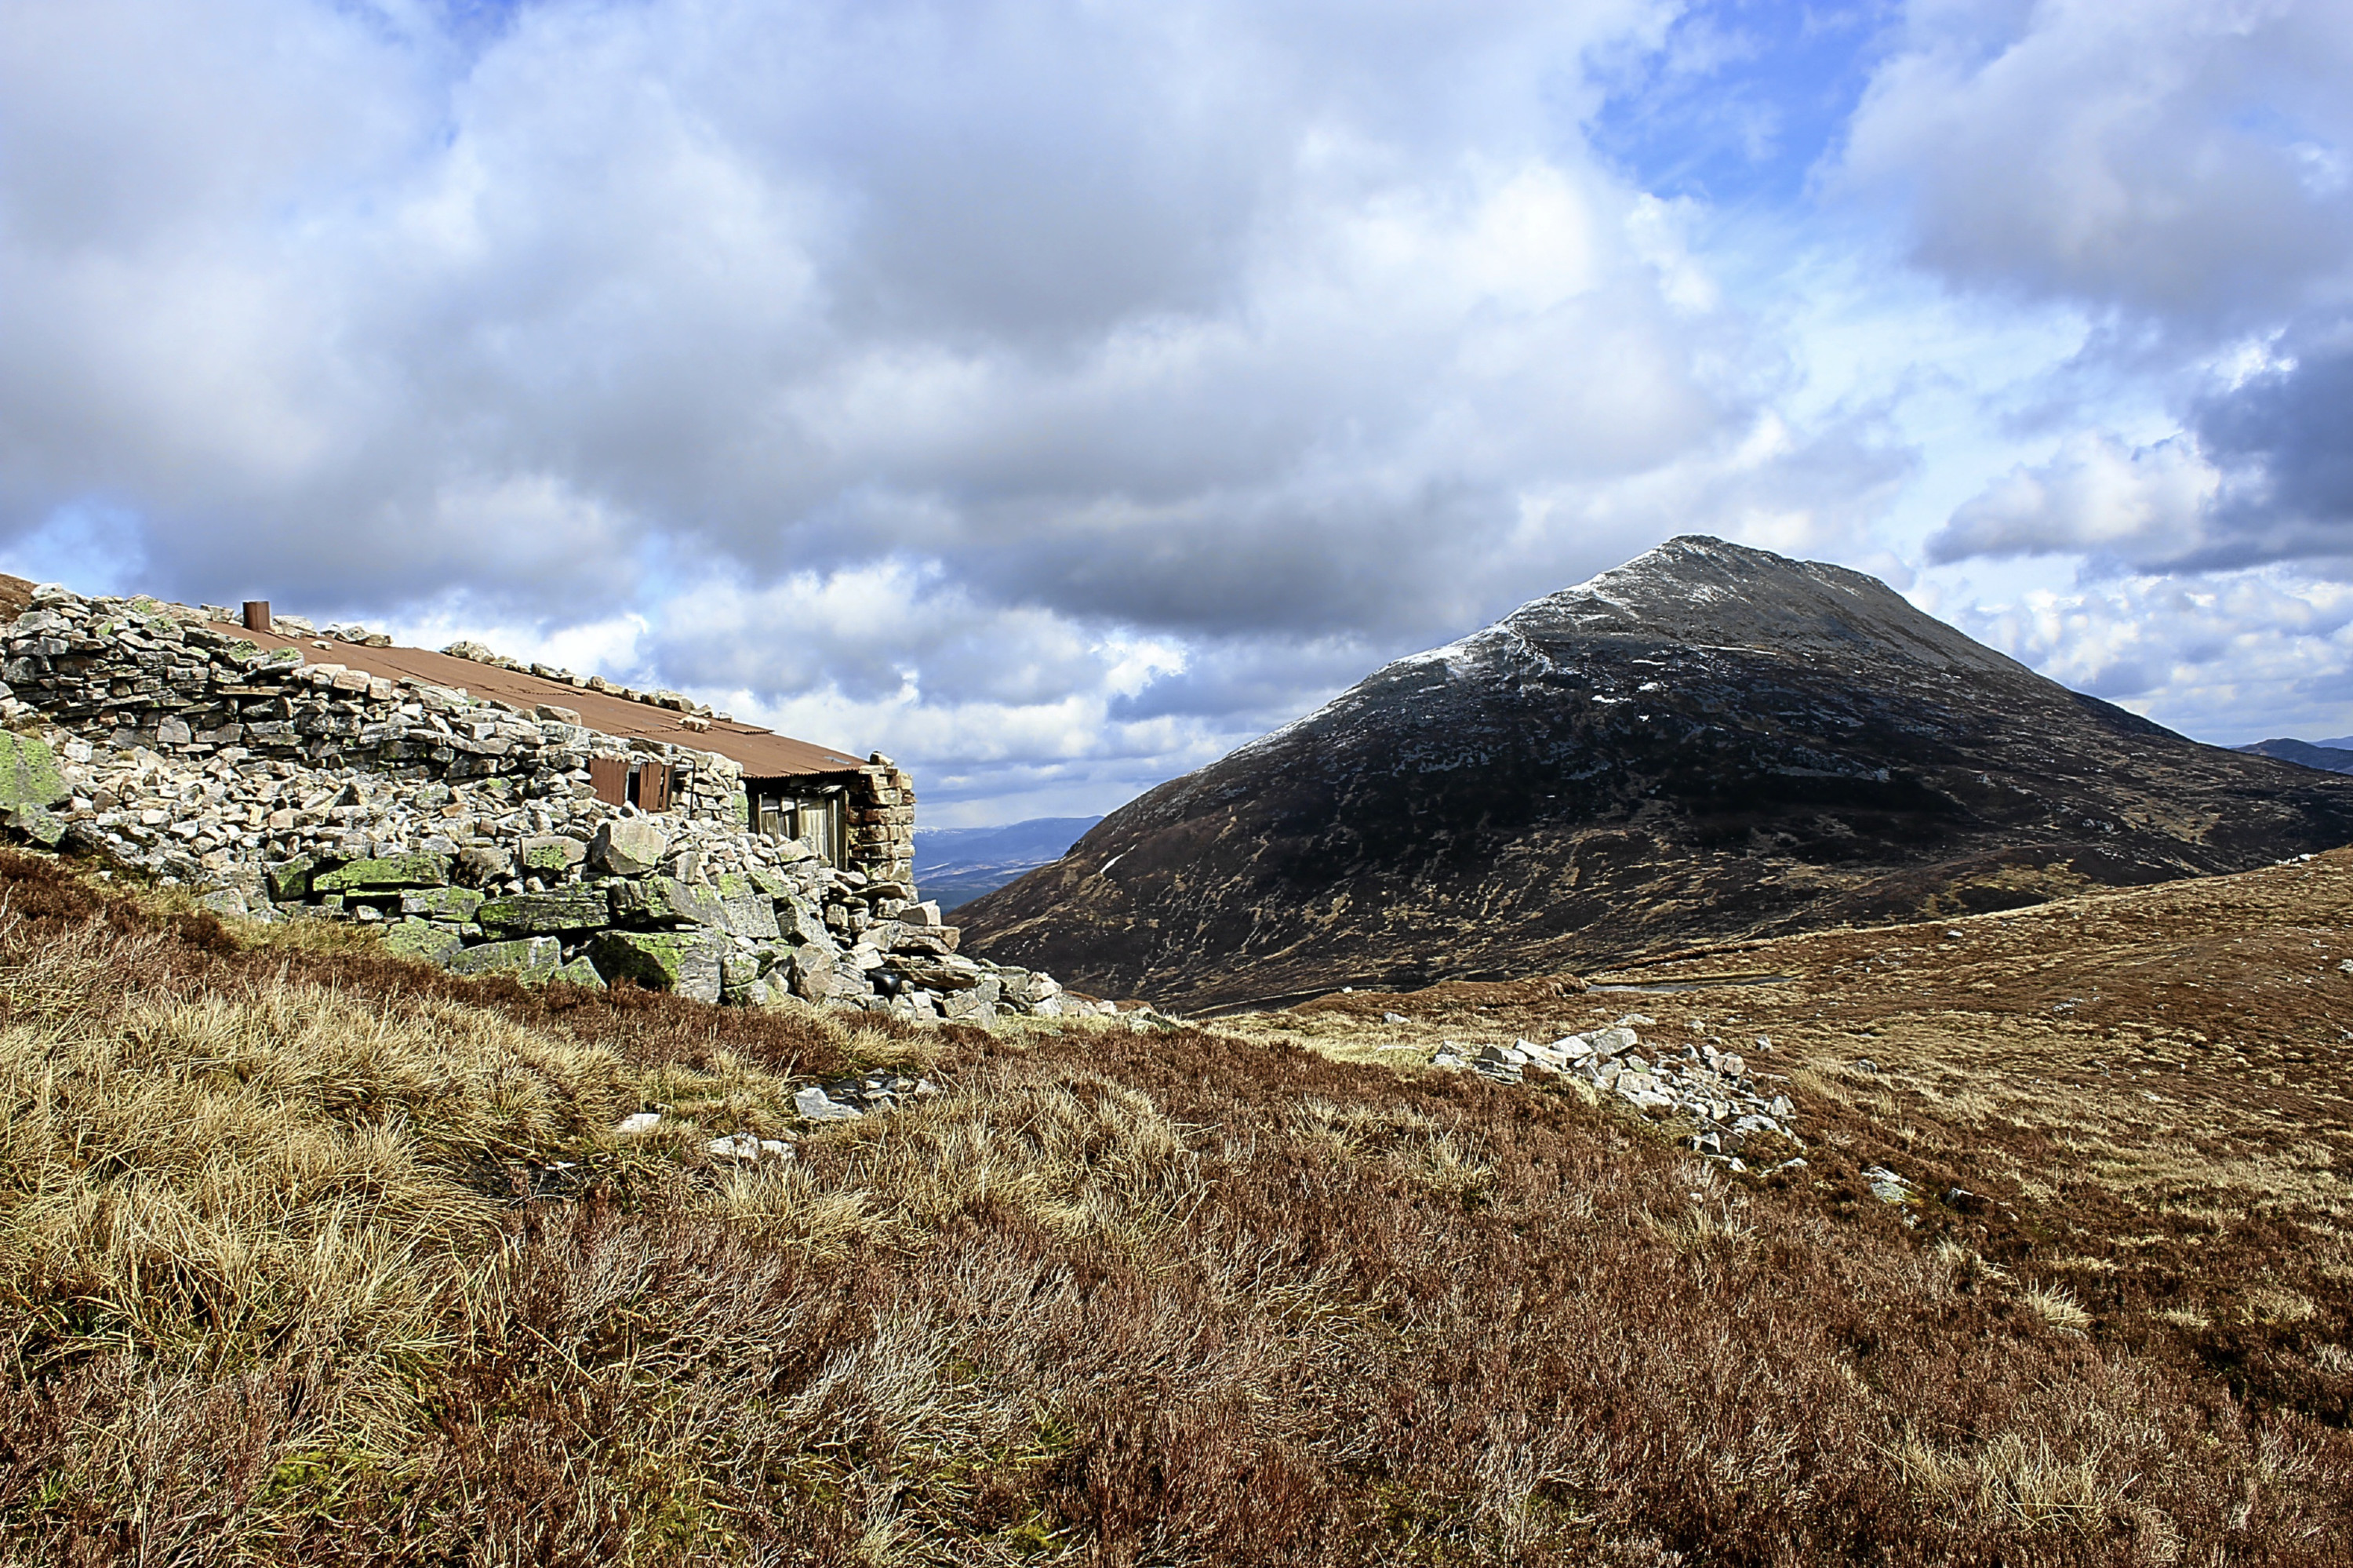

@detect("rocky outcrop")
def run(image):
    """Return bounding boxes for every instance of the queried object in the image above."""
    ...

[1434,1017,1798,1170]
[962,536,2353,1011]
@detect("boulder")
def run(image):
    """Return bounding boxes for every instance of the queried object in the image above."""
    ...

[777,898,829,947]
[477,886,611,936]
[8,804,66,848]
[588,929,722,1004]
[609,875,728,930]
[456,845,513,885]
[399,886,485,922]
[795,1086,864,1122]
[198,888,249,918]
[312,853,452,893]
[721,893,781,941]
[518,834,587,874]
[266,853,322,901]
[589,817,668,876]
[0,732,70,815]
[447,936,562,984]
[553,955,606,989]
[380,919,465,968]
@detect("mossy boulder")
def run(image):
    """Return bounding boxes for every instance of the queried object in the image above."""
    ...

[266,853,322,901]
[587,930,722,1004]
[553,956,606,990]
[518,835,587,874]
[8,804,66,848]
[399,886,485,922]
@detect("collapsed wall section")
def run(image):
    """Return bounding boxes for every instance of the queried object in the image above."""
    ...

[0,585,1104,1026]
[0,585,919,882]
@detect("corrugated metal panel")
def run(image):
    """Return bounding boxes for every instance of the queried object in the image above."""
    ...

[227,626,868,777]
[587,755,627,806]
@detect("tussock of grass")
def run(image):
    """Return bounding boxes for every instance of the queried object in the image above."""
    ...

[0,849,2350,1562]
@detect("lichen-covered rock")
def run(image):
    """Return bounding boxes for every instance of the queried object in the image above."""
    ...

[518,835,586,873]
[266,854,322,901]
[312,853,452,893]
[8,803,66,848]
[554,955,606,989]
[477,886,611,936]
[590,817,668,876]
[609,875,727,930]
[589,929,722,1003]
[721,892,781,941]
[381,919,465,968]
[399,886,486,922]
[447,935,562,984]
[0,732,68,814]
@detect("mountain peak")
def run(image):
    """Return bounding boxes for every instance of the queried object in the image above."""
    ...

[1483,536,2027,678]
[963,537,2353,1011]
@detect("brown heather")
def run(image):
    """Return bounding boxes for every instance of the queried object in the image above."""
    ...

[2,848,2352,1563]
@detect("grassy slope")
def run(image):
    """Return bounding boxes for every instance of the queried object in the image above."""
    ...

[2,849,2350,1563]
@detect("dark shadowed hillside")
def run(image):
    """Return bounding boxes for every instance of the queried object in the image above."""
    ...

[960,537,2353,1011]
[2237,737,2353,774]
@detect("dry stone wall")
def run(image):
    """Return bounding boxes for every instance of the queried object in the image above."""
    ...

[0,585,1098,1026]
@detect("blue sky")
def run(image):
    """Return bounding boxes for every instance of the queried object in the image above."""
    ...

[2,0,2351,824]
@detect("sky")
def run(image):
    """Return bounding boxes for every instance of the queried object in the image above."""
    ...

[2,0,2350,824]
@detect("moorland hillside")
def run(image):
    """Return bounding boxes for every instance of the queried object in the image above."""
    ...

[5,846,2353,1563]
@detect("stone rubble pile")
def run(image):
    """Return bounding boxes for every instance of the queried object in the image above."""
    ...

[612,1069,941,1163]
[0,585,764,831]
[0,589,1104,1028]
[27,733,1091,1024]
[1433,1017,1798,1168]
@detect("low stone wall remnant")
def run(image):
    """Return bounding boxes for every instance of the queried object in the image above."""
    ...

[0,588,1104,1026]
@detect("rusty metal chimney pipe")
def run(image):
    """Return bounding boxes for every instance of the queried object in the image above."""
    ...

[242,600,270,632]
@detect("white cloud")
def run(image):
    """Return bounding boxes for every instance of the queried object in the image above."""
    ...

[1929,431,2220,566]
[1932,565,2353,742]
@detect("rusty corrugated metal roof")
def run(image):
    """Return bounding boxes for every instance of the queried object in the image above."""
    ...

[232,625,868,777]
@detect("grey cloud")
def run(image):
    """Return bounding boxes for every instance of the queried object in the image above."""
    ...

[2193,333,2353,562]
[1840,0,2353,333]
[0,0,1793,641]
[0,0,1926,820]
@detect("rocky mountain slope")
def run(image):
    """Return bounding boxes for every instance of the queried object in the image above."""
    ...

[961,536,2353,1010]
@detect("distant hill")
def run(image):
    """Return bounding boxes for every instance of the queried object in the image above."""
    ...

[2238,739,2353,774]
[914,816,1104,913]
[960,535,2353,1012]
